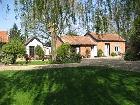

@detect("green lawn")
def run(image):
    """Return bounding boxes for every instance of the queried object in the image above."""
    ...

[16,60,49,65]
[0,66,140,105]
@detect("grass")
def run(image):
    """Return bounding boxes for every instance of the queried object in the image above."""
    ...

[16,60,49,65]
[0,66,140,105]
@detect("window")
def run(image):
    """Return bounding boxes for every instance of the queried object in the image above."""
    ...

[115,46,119,52]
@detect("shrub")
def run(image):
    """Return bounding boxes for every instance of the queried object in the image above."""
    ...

[35,45,45,60]
[1,54,14,64]
[56,43,71,63]
[2,37,26,64]
[97,49,104,57]
[57,43,71,57]
[111,52,117,56]
[69,52,82,63]
[56,43,81,63]
[124,49,138,61]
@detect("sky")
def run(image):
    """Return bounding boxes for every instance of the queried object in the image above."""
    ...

[0,0,87,35]
[0,0,21,31]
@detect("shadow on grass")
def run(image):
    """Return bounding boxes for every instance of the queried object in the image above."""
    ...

[0,74,13,105]
[0,66,140,105]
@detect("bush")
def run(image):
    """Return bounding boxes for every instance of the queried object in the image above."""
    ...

[1,54,14,64]
[2,37,25,64]
[69,53,82,63]
[57,43,71,57]
[111,52,117,56]
[35,45,45,60]
[56,43,71,63]
[124,49,138,61]
[97,49,104,57]
[56,43,81,63]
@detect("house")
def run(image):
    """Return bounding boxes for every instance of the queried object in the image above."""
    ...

[0,31,9,43]
[56,32,125,58]
[25,37,51,57]
[85,32,126,56]
[56,35,97,58]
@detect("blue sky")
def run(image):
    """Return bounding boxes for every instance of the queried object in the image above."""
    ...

[0,0,20,31]
[0,0,88,34]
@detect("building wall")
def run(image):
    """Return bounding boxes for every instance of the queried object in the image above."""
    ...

[97,42,104,51]
[44,46,51,55]
[110,42,125,54]
[80,46,92,58]
[97,41,125,55]
[56,36,125,57]
[26,39,44,56]
[56,38,93,58]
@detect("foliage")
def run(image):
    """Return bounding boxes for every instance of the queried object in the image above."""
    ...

[69,52,82,63]
[124,17,140,61]
[16,0,80,61]
[2,37,26,64]
[0,42,4,49]
[14,0,140,61]
[1,54,14,64]
[35,45,45,60]
[66,30,78,36]
[0,66,140,105]
[56,43,71,63]
[97,49,104,57]
[9,23,21,39]
[56,43,81,63]
[111,52,117,57]
[0,46,3,62]
[57,43,71,57]
[129,17,140,60]
[124,49,138,61]
[0,51,4,62]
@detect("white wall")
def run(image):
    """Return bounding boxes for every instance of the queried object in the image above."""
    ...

[91,45,97,58]
[44,46,51,55]
[26,39,44,56]
[26,39,51,56]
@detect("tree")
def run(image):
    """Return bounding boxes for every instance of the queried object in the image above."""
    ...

[35,45,45,60]
[14,0,140,61]
[9,23,20,39]
[129,17,140,60]
[2,37,26,64]
[15,0,80,62]
[66,31,78,36]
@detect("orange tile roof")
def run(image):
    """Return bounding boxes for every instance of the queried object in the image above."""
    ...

[86,32,125,42]
[61,35,97,45]
[0,31,9,43]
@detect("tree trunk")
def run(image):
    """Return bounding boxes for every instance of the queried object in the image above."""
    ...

[50,27,57,62]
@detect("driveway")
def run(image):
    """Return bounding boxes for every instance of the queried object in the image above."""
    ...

[81,58,140,72]
[0,59,140,72]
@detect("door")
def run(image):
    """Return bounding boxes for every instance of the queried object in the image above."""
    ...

[76,47,80,54]
[29,46,35,57]
[91,45,97,58]
[104,44,110,56]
